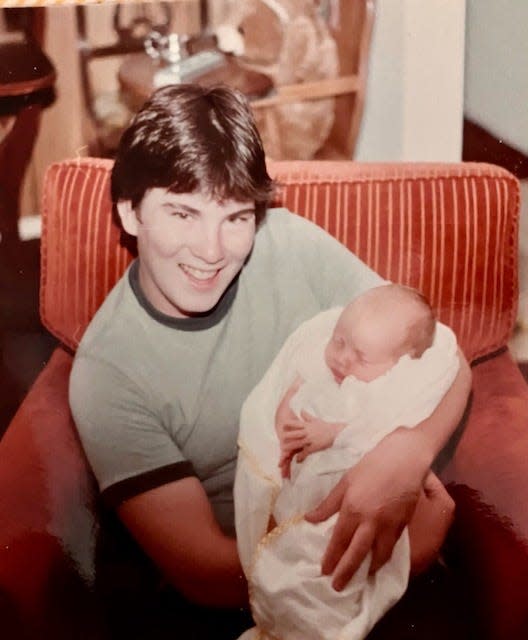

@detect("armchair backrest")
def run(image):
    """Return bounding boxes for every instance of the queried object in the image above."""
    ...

[41,158,519,362]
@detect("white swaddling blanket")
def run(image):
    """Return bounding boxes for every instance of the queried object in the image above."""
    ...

[235,308,459,640]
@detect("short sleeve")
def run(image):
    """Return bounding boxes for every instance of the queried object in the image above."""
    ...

[284,211,384,308]
[69,354,196,507]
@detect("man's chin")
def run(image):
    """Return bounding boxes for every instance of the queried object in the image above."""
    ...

[175,293,223,318]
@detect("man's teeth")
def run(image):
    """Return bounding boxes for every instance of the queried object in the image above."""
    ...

[181,265,218,280]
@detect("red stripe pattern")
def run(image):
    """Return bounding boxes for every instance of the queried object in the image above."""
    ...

[41,159,520,361]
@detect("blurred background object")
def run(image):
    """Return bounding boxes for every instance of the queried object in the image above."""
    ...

[0,7,56,433]
[76,1,174,156]
[215,0,374,160]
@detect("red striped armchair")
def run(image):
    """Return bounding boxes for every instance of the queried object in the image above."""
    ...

[1,159,527,639]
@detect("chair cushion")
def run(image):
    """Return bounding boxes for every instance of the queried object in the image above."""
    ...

[40,159,519,361]
[443,349,528,640]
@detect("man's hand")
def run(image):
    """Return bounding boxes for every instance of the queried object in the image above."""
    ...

[305,426,431,591]
[408,472,455,575]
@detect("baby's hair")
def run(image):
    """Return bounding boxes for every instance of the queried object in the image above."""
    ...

[392,285,436,359]
[359,283,436,359]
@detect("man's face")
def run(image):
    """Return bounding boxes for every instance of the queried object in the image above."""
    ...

[118,188,256,318]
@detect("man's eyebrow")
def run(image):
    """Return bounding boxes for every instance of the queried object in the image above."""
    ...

[161,202,198,213]
[229,207,256,215]
[161,203,255,215]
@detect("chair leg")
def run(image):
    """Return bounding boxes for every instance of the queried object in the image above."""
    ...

[0,103,44,244]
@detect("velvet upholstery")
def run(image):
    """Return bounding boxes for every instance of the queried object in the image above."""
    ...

[41,159,518,360]
[1,159,527,639]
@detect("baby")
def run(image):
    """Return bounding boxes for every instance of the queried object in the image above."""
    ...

[235,283,460,640]
[276,284,438,478]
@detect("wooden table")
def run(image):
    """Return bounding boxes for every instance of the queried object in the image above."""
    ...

[0,30,55,246]
[0,32,55,99]
[118,51,273,112]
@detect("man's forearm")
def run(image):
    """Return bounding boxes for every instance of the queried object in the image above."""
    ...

[168,535,248,608]
[118,477,249,609]
[412,349,472,466]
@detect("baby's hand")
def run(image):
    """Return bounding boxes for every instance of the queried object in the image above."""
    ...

[296,411,346,463]
[278,420,308,478]
[275,376,303,442]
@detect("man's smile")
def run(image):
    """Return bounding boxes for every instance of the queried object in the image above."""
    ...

[179,263,223,287]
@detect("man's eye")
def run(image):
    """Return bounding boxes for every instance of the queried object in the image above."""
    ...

[171,211,191,219]
[229,214,253,224]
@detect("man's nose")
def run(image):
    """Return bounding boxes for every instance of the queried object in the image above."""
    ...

[190,223,224,263]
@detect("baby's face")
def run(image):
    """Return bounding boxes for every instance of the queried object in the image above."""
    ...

[324,298,410,384]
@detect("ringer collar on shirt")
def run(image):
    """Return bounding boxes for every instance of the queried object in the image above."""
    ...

[128,259,239,331]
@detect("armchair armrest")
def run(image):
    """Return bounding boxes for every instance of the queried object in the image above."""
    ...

[0,347,106,638]
[442,350,528,640]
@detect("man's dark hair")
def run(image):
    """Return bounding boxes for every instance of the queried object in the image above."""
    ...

[111,84,274,224]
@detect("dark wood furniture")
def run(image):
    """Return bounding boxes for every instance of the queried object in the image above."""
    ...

[118,50,273,112]
[0,14,55,246]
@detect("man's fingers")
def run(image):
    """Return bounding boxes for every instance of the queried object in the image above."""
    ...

[368,531,401,575]
[423,471,441,495]
[305,478,346,524]
[300,410,315,422]
[331,522,375,591]
[319,505,360,575]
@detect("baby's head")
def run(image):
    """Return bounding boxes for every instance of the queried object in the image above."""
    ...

[324,284,435,384]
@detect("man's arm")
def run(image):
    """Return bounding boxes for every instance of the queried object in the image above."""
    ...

[117,476,248,608]
[306,349,471,590]
[71,358,246,607]
[407,472,455,575]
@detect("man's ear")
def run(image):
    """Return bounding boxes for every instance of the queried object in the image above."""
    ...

[116,200,139,236]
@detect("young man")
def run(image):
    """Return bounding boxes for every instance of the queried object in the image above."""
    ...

[70,84,472,639]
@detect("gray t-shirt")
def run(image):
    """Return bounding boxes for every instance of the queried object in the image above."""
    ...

[69,208,382,534]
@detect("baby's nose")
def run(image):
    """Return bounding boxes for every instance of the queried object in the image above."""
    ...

[337,352,352,368]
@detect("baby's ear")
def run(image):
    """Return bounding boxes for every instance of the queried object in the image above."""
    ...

[116,200,139,236]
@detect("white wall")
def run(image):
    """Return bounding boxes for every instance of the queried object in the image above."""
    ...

[355,0,466,162]
[465,0,528,155]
